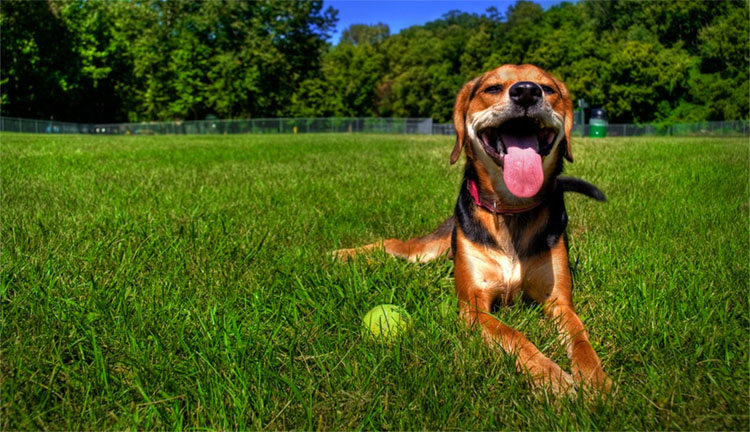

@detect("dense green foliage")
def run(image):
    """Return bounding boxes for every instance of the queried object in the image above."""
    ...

[1,0,747,123]
[1,0,336,122]
[2,133,748,428]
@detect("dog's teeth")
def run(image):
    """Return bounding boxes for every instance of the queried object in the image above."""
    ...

[538,129,556,146]
[547,130,556,145]
[482,133,491,147]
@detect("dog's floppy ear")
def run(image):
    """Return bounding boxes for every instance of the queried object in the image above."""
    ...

[451,76,481,165]
[552,76,574,162]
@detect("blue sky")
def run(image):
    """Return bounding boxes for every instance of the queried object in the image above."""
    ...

[324,1,566,45]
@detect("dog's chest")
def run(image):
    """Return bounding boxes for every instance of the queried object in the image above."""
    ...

[461,240,525,303]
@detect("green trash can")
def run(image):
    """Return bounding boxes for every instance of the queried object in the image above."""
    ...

[588,108,608,138]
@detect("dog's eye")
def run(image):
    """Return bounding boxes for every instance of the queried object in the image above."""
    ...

[483,85,503,94]
[541,85,556,95]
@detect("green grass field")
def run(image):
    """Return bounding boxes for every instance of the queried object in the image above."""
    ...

[2,132,748,429]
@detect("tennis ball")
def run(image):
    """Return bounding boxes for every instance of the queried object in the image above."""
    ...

[362,304,410,343]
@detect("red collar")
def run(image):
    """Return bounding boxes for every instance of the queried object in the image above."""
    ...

[467,179,542,215]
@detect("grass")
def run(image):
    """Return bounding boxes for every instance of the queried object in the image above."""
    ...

[1,132,748,430]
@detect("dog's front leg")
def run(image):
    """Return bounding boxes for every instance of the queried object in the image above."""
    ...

[524,239,612,392]
[454,240,574,394]
[542,300,612,392]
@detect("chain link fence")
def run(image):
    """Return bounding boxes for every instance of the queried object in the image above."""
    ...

[571,121,750,137]
[1,116,748,137]
[0,117,434,136]
[434,121,750,137]
[0,117,85,134]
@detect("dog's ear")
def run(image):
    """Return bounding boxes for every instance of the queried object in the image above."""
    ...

[552,76,574,162]
[451,76,481,165]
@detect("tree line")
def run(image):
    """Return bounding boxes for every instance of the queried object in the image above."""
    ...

[1,0,747,124]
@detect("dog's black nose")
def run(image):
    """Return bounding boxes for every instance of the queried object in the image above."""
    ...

[509,81,542,108]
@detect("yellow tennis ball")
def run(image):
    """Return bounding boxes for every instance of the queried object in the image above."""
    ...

[362,304,410,343]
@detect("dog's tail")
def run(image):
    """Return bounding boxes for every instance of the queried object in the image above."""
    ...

[558,176,606,202]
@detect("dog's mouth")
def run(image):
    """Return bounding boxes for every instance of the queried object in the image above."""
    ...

[478,118,558,198]
[478,118,557,164]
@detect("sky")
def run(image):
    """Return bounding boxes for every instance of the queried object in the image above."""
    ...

[324,1,567,45]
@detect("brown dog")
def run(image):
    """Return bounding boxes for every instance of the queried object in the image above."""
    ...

[336,64,611,394]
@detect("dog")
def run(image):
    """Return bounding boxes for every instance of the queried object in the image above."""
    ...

[335,64,611,394]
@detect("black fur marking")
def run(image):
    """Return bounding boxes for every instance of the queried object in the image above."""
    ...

[468,77,484,101]
[541,187,568,252]
[507,147,567,256]
[429,216,455,240]
[454,163,498,248]
[451,226,457,258]
[514,149,573,255]
[498,189,567,258]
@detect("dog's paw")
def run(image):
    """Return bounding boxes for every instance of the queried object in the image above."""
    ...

[572,365,613,394]
[529,359,577,397]
[331,247,357,261]
[331,242,382,261]
[585,369,613,394]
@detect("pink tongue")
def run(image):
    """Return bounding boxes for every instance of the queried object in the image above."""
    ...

[502,135,543,198]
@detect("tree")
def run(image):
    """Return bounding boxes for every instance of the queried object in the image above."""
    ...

[111,0,337,120]
[1,0,746,124]
[693,1,750,120]
[0,0,113,121]
[340,23,389,46]
[290,23,388,117]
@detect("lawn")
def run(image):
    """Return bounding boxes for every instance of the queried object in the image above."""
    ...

[1,132,748,429]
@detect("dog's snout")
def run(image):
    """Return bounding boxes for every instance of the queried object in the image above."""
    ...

[509,81,542,108]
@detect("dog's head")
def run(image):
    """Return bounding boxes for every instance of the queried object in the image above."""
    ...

[451,64,573,202]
